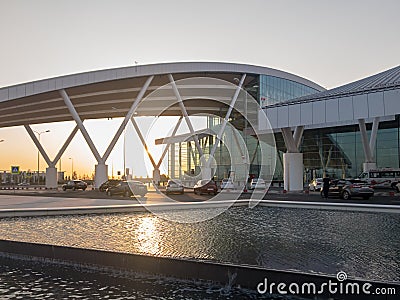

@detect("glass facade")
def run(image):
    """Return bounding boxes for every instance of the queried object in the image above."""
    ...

[273,118,400,182]
[259,75,319,107]
[167,74,321,184]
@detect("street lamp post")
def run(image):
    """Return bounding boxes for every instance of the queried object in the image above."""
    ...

[34,130,50,184]
[69,157,74,180]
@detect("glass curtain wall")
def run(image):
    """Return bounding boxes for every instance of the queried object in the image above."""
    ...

[167,74,323,182]
[259,75,320,107]
[274,119,400,182]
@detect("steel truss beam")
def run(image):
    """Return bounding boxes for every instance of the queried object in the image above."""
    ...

[168,74,205,161]
[25,124,79,168]
[208,74,246,166]
[58,76,153,166]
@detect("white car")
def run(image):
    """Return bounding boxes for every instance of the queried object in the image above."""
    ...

[395,182,400,193]
[165,179,184,194]
[249,178,266,190]
[309,178,323,191]
[221,178,235,189]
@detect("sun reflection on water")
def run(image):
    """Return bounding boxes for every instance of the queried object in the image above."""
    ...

[134,216,160,255]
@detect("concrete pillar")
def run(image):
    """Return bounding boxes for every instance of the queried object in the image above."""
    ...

[201,167,212,180]
[283,153,304,191]
[95,164,108,189]
[153,169,161,185]
[45,167,58,189]
[170,143,175,179]
[363,162,377,172]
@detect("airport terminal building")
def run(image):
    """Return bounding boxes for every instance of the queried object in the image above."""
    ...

[0,62,399,190]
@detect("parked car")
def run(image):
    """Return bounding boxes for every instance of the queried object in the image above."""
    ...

[62,180,87,191]
[99,179,121,192]
[165,179,184,194]
[249,178,266,190]
[309,178,323,191]
[221,178,235,190]
[194,179,218,195]
[395,182,400,193]
[106,180,147,197]
[321,179,374,200]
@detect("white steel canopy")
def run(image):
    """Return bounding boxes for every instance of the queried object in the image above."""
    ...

[0,62,323,128]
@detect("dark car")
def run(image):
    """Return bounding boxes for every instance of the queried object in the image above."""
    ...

[106,181,147,197]
[194,179,218,195]
[321,179,374,200]
[62,180,87,191]
[99,179,121,192]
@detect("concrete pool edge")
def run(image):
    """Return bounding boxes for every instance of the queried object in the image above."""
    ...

[0,239,398,300]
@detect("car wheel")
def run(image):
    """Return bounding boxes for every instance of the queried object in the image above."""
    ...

[342,191,351,200]
[62,187,66,191]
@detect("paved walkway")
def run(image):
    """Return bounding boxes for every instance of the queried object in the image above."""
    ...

[1,189,400,218]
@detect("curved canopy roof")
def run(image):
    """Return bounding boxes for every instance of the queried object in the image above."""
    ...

[0,62,323,128]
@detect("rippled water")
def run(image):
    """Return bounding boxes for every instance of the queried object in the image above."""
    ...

[1,255,297,299]
[0,207,399,283]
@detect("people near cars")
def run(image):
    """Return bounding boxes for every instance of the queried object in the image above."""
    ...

[322,177,330,199]
[321,179,374,200]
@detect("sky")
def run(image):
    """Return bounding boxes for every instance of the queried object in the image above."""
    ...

[0,0,399,178]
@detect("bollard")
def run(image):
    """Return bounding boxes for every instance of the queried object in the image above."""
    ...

[283,189,287,194]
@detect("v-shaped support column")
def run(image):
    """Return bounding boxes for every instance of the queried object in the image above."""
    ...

[359,117,380,172]
[25,124,79,188]
[131,116,183,184]
[59,75,154,188]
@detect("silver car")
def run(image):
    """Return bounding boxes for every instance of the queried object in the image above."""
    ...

[165,179,184,194]
[249,178,266,190]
